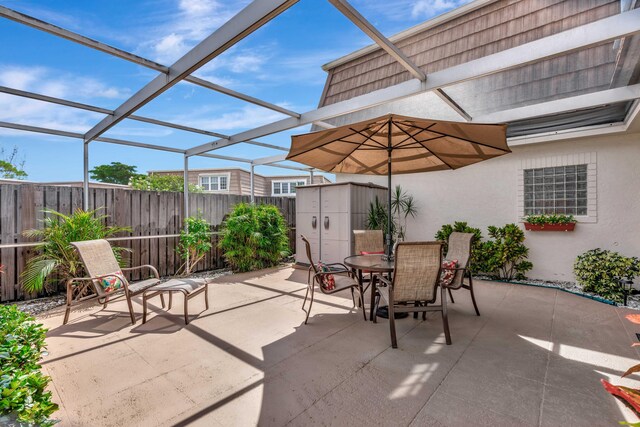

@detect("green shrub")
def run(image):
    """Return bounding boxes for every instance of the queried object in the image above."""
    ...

[478,224,533,280]
[130,174,202,193]
[177,214,212,276]
[21,209,130,294]
[219,203,290,272]
[0,305,58,426]
[434,221,484,273]
[524,214,576,225]
[574,249,640,303]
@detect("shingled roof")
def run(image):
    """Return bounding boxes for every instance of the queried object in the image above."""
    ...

[318,0,638,120]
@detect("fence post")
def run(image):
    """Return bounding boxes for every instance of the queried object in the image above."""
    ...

[83,142,90,210]
[183,155,189,272]
[250,164,255,204]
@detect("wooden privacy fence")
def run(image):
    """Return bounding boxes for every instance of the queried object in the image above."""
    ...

[0,183,296,302]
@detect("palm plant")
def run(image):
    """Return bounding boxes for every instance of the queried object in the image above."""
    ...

[391,185,418,241]
[21,209,130,293]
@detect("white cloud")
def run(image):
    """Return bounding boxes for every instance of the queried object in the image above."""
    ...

[142,0,251,64]
[173,104,289,132]
[0,65,131,134]
[411,0,467,18]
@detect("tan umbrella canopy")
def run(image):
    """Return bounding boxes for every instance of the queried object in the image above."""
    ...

[287,113,511,256]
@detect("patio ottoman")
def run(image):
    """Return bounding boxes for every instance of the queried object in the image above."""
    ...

[142,278,211,325]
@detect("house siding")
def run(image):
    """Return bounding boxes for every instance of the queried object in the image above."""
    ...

[149,169,330,196]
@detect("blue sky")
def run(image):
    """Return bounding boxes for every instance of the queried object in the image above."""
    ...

[0,0,469,181]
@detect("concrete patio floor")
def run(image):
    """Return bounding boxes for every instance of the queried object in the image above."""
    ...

[37,266,640,426]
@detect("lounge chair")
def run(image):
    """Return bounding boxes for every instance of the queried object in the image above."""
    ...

[376,241,451,348]
[300,235,365,324]
[64,239,164,325]
[442,232,480,316]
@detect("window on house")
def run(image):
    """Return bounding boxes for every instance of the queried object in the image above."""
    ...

[523,164,587,215]
[272,180,306,196]
[199,175,228,192]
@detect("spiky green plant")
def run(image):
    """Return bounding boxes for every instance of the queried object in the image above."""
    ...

[21,209,130,293]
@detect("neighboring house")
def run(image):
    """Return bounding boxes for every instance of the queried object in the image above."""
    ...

[147,168,331,196]
[317,0,640,281]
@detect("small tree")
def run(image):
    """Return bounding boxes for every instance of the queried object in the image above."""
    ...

[130,174,202,192]
[90,162,140,185]
[0,145,27,179]
[176,214,212,276]
[390,185,417,241]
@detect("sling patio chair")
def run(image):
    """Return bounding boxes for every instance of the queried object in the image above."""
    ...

[64,239,164,325]
[300,235,366,324]
[441,232,480,316]
[376,241,451,348]
[353,229,385,283]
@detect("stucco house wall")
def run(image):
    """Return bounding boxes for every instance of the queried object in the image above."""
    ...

[336,131,640,281]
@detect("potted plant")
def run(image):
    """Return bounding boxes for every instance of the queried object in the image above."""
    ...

[523,214,577,231]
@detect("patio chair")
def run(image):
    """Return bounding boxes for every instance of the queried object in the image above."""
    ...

[64,239,164,325]
[442,232,480,316]
[353,229,384,291]
[300,235,366,324]
[376,241,451,348]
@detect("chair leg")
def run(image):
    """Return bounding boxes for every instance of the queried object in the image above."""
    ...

[441,287,452,345]
[103,296,110,309]
[184,292,189,325]
[389,294,397,349]
[448,288,455,303]
[350,287,356,308]
[142,294,148,324]
[370,275,377,322]
[358,284,367,321]
[205,285,209,310]
[125,290,136,325]
[304,283,315,324]
[63,281,73,325]
[160,294,165,309]
[468,275,480,316]
[413,301,420,319]
[168,292,173,310]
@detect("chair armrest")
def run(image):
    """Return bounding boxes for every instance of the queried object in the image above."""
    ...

[122,265,160,279]
[377,275,392,287]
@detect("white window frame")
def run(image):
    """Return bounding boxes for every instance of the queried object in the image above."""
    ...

[198,173,230,193]
[271,179,307,196]
[518,153,597,223]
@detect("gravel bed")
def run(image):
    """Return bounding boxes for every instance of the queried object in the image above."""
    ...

[475,275,640,309]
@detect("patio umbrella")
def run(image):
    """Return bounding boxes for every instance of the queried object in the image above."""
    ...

[287,113,510,257]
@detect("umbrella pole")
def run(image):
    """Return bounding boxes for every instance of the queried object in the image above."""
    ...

[386,120,392,259]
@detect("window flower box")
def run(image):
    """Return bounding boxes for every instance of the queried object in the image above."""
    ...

[523,214,577,232]
[523,222,576,231]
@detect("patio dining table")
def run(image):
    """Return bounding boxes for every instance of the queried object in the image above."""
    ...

[344,254,394,322]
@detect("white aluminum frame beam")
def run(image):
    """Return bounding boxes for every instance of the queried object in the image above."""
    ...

[0,5,301,120]
[186,7,640,156]
[329,0,426,81]
[83,0,297,143]
[329,0,471,121]
[0,86,287,152]
[0,120,315,171]
[474,84,640,123]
